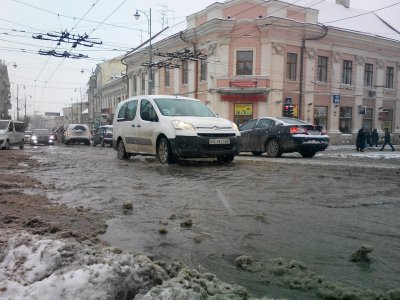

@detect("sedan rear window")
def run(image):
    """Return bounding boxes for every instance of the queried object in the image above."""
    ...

[277,117,310,125]
[72,125,87,131]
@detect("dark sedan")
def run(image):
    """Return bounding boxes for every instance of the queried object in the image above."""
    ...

[30,129,55,146]
[239,117,329,158]
[92,125,113,147]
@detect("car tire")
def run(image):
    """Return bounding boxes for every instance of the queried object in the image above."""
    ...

[299,150,317,158]
[5,140,10,150]
[157,137,175,164]
[217,154,235,163]
[117,140,129,160]
[251,151,263,156]
[19,141,24,149]
[266,139,282,157]
[101,139,105,147]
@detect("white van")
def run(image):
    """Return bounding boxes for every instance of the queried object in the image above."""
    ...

[112,95,241,164]
[0,119,25,150]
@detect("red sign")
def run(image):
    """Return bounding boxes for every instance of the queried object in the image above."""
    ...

[221,94,266,101]
[229,81,257,88]
[378,111,388,121]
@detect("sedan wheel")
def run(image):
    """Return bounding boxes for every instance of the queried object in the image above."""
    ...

[266,139,282,157]
[157,137,174,164]
[117,140,129,160]
[4,140,10,150]
[19,141,24,149]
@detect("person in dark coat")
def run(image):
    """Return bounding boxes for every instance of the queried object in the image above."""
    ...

[356,128,366,152]
[371,129,379,147]
[379,128,395,151]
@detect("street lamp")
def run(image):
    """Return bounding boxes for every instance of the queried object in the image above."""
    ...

[134,8,153,95]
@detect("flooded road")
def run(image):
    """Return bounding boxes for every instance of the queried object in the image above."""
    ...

[26,144,400,299]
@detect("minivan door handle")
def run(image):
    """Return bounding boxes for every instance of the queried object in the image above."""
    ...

[136,124,141,128]
[131,124,136,127]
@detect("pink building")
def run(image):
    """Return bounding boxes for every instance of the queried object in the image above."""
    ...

[124,0,400,144]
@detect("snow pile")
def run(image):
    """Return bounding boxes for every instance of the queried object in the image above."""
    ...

[0,231,252,300]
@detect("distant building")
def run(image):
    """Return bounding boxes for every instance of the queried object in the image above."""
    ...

[94,0,400,144]
[0,60,12,119]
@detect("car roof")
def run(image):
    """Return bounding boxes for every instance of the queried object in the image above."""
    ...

[254,117,312,125]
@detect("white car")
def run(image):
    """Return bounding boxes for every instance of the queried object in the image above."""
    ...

[64,124,91,145]
[113,95,241,164]
[0,120,25,150]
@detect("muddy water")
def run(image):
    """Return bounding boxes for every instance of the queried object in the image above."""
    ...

[27,145,400,299]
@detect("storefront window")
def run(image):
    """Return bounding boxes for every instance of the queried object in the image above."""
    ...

[314,106,328,129]
[339,107,352,134]
[362,107,373,132]
[234,103,253,125]
[381,109,393,132]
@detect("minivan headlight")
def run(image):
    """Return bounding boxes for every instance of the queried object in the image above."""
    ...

[232,122,239,131]
[172,120,196,131]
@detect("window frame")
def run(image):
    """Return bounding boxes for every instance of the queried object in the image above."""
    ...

[236,50,253,76]
[200,59,207,81]
[181,60,189,85]
[339,106,352,134]
[164,68,170,87]
[286,53,298,81]
[317,56,328,82]
[342,60,352,85]
[364,63,373,87]
[385,66,394,89]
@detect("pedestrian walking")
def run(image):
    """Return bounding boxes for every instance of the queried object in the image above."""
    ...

[379,128,395,151]
[356,128,366,152]
[371,129,379,147]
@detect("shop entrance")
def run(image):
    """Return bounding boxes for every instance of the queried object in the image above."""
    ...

[234,103,253,125]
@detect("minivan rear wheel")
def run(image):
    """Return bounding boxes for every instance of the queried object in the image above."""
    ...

[157,137,174,164]
[117,140,129,160]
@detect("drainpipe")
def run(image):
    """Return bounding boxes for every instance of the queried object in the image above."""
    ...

[180,32,198,99]
[299,25,328,119]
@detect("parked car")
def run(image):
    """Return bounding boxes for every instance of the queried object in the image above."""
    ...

[64,124,91,145]
[24,131,33,144]
[30,129,55,146]
[113,95,241,164]
[92,125,113,147]
[0,119,25,150]
[239,117,329,158]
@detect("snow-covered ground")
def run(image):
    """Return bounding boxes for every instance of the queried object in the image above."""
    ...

[0,230,252,300]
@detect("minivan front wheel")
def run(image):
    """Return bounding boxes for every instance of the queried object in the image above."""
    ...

[157,137,174,164]
[117,140,129,160]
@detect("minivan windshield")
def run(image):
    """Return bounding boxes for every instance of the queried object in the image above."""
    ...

[154,98,216,117]
[0,120,10,130]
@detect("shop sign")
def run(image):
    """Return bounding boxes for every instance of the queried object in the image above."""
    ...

[221,94,266,101]
[234,104,253,116]
[378,111,388,121]
[332,94,340,104]
[230,80,257,88]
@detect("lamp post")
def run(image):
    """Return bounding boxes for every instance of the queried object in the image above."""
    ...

[15,84,25,121]
[134,8,152,95]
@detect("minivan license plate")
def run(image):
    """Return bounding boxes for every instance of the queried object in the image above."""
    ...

[209,138,230,145]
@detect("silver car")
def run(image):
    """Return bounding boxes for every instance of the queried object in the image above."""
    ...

[64,124,91,145]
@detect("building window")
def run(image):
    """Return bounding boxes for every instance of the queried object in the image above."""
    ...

[362,107,373,132]
[133,75,137,93]
[317,56,328,82]
[182,60,189,84]
[342,60,352,85]
[236,51,253,75]
[286,53,297,81]
[141,73,145,92]
[314,106,328,129]
[164,68,170,87]
[200,59,207,81]
[339,107,352,134]
[364,63,373,87]
[385,67,394,89]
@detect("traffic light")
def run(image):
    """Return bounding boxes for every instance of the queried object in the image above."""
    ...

[284,105,289,117]
[288,105,294,117]
[284,105,294,117]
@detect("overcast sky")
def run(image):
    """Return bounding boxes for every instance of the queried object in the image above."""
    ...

[1,0,399,118]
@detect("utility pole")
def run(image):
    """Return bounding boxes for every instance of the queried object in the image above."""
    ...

[16,85,20,121]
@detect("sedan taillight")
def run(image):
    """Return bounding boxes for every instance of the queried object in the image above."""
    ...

[289,127,308,134]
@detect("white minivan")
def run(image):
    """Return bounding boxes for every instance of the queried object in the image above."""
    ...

[112,95,241,164]
[0,119,25,150]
